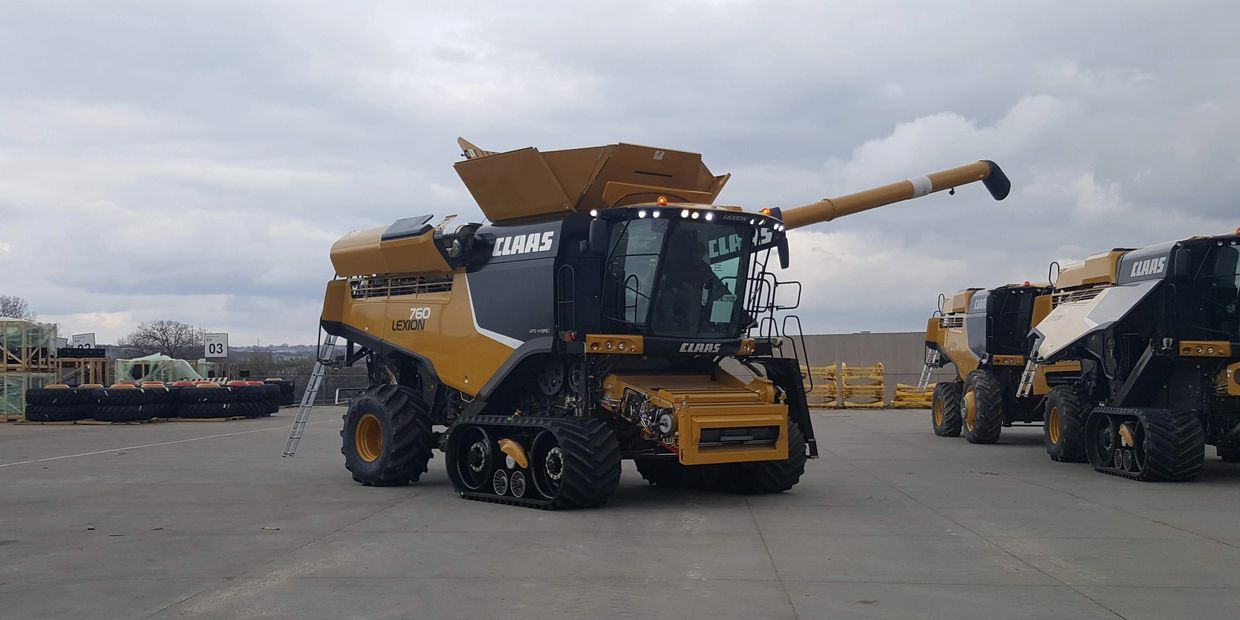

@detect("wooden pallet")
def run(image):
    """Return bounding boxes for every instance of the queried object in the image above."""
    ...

[78,418,159,426]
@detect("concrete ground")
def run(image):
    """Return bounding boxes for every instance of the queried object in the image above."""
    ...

[3,409,1240,619]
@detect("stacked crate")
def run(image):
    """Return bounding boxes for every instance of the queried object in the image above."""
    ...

[891,383,935,408]
[1,319,57,421]
[840,362,886,408]
[801,364,840,409]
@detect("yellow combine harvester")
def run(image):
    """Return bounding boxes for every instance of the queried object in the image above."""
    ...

[922,284,1081,450]
[320,139,1010,508]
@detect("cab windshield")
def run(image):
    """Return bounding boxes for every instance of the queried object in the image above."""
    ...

[1193,244,1240,340]
[605,217,753,338]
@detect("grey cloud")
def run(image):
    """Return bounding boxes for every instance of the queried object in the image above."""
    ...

[2,0,1237,343]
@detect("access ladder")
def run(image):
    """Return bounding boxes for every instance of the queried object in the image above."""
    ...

[1015,360,1039,398]
[916,349,939,392]
[282,334,339,457]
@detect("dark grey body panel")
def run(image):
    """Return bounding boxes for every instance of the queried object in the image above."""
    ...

[966,289,989,361]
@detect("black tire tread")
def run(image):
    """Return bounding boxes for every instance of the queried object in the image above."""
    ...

[1044,386,1088,462]
[1139,410,1205,482]
[711,422,808,494]
[547,417,622,508]
[1217,441,1240,462]
[932,381,963,437]
[93,404,160,422]
[24,404,86,422]
[341,385,435,487]
[965,370,1004,444]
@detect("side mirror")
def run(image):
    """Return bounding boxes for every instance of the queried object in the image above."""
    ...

[777,238,790,269]
[587,218,609,255]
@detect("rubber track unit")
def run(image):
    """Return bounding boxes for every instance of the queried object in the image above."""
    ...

[1044,386,1088,463]
[964,370,1004,444]
[447,415,621,510]
[341,385,435,487]
[1088,408,1205,481]
[931,382,963,437]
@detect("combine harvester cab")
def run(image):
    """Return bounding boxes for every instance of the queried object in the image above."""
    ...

[1026,233,1240,481]
[318,138,1011,508]
[922,284,1082,445]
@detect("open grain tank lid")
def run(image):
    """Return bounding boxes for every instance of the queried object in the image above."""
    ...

[453,138,730,224]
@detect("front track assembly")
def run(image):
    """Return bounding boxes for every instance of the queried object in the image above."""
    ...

[1085,407,1204,481]
[445,415,622,509]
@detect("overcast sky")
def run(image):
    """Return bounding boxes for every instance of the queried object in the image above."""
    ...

[2,1,1237,345]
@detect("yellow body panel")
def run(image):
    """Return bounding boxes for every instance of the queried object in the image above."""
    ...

[1178,341,1232,357]
[1055,250,1127,289]
[330,227,452,278]
[949,289,978,314]
[940,314,980,378]
[1219,362,1240,396]
[323,272,516,395]
[601,372,787,466]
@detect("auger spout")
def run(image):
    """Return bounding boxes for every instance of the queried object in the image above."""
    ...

[779,160,1010,230]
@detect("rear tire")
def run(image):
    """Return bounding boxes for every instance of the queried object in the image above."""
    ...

[635,458,688,487]
[341,385,435,487]
[1217,441,1240,462]
[1044,386,1088,462]
[963,370,1003,444]
[714,422,808,494]
[931,381,963,437]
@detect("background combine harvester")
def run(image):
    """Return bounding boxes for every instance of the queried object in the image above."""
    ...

[1026,233,1240,480]
[921,284,1080,445]
[318,139,1010,508]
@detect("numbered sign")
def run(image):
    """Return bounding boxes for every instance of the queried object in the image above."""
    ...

[205,333,229,358]
[71,333,96,349]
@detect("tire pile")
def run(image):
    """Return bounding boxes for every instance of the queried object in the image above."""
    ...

[23,379,286,423]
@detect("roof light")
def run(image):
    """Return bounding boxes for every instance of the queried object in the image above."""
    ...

[681,209,690,218]
[652,210,661,218]
[637,209,647,218]
[691,211,700,219]
[589,209,599,217]
[656,196,669,207]
[760,208,772,216]
[704,212,714,221]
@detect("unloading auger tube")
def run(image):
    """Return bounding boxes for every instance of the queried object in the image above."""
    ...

[775,161,1011,230]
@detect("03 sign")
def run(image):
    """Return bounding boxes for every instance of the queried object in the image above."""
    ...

[205,333,229,358]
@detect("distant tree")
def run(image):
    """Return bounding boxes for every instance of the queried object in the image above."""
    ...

[0,295,36,320]
[120,320,206,359]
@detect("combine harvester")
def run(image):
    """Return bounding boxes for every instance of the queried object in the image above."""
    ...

[921,284,1080,448]
[313,139,1010,508]
[1024,232,1240,480]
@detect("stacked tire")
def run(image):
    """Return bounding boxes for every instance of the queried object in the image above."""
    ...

[225,381,268,418]
[176,382,242,418]
[23,384,90,422]
[94,384,166,422]
[265,378,296,407]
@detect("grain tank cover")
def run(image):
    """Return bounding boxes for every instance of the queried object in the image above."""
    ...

[453,138,730,224]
